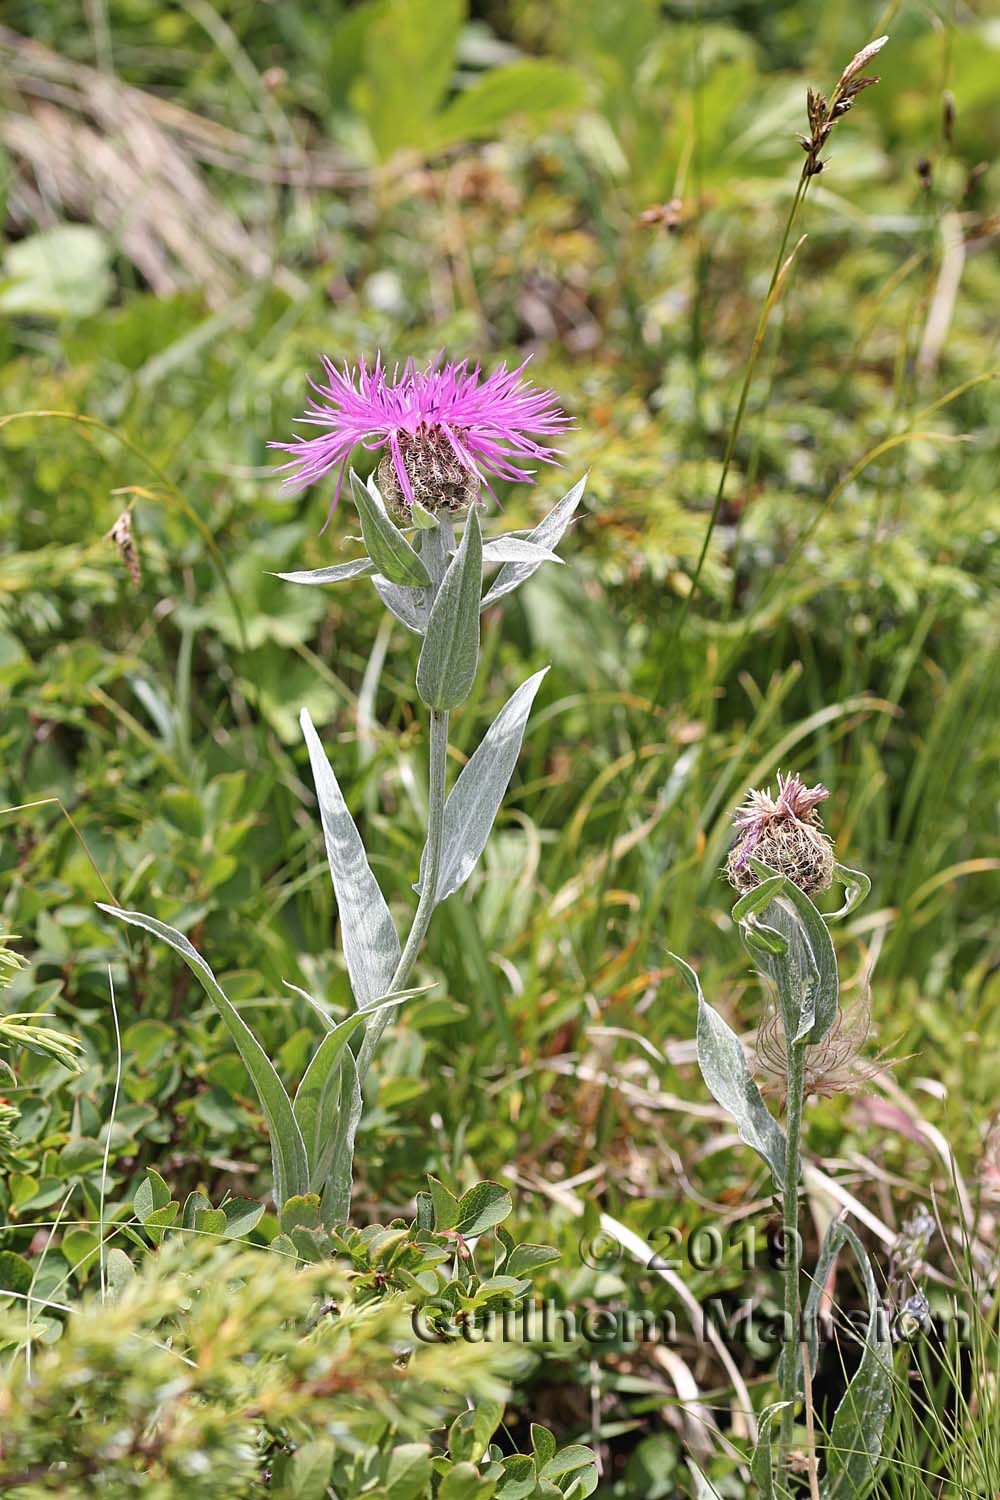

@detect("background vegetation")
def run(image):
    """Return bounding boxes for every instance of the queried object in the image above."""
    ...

[1,0,998,1494]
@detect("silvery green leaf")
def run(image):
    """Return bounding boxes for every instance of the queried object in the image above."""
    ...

[481,537,564,566]
[273,558,376,586]
[814,1221,893,1498]
[415,667,548,902]
[97,904,309,1207]
[410,499,438,529]
[416,506,482,710]
[372,574,428,634]
[350,470,430,587]
[293,1007,369,1193]
[672,952,786,1190]
[481,474,586,609]
[686,1462,724,1500]
[749,1403,791,1498]
[826,861,872,922]
[318,1048,361,1226]
[748,859,839,1046]
[300,708,401,1008]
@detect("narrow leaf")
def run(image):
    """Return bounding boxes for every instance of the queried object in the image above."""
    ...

[300,708,401,1008]
[273,558,376,586]
[416,667,548,901]
[749,1403,790,1498]
[416,507,482,710]
[482,475,585,609]
[292,1009,369,1191]
[481,537,564,566]
[827,861,872,921]
[672,953,786,1190]
[748,859,839,1046]
[821,1223,893,1498]
[98,905,308,1206]
[317,1050,362,1226]
[351,470,430,587]
[372,574,429,634]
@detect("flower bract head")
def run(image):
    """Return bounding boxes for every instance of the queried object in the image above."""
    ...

[725,770,834,896]
[271,353,571,526]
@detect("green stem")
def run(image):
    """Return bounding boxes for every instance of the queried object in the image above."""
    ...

[357,707,449,1079]
[780,1040,807,1465]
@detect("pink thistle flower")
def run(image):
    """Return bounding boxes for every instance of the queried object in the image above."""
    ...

[271,353,572,527]
[726,770,834,896]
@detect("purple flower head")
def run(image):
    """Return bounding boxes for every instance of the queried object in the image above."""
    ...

[271,353,572,527]
[729,771,830,874]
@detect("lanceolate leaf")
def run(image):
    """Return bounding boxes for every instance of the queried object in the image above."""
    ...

[350,470,430,587]
[672,953,786,1191]
[748,859,839,1046]
[300,709,401,1008]
[293,1009,368,1192]
[820,1221,893,1498]
[481,475,586,609]
[372,575,429,634]
[416,668,548,902]
[749,1403,791,1498]
[416,507,482,710]
[273,558,376,587]
[481,538,564,566]
[97,905,308,1206]
[827,861,872,921]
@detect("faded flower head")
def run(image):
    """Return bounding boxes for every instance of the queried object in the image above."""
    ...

[754,987,891,1107]
[725,770,835,896]
[272,353,571,526]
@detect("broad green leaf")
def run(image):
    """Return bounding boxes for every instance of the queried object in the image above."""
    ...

[299,708,401,1008]
[350,471,430,586]
[98,905,309,1206]
[439,1462,495,1500]
[454,1181,512,1237]
[274,558,376,586]
[539,1444,596,1482]
[749,1402,790,1498]
[1,225,112,318]
[530,1426,557,1469]
[386,1443,433,1500]
[283,1438,334,1500]
[416,507,482,710]
[505,1242,560,1275]
[134,1168,171,1221]
[672,953,786,1190]
[482,475,586,609]
[0,1251,33,1295]
[428,1175,460,1230]
[430,59,588,150]
[222,1199,265,1238]
[104,1247,135,1302]
[360,0,463,160]
[417,667,548,901]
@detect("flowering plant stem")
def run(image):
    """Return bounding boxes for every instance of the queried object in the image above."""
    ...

[358,707,450,1081]
[780,1039,807,1465]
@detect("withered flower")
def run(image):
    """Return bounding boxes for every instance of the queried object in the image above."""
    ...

[725,771,835,897]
